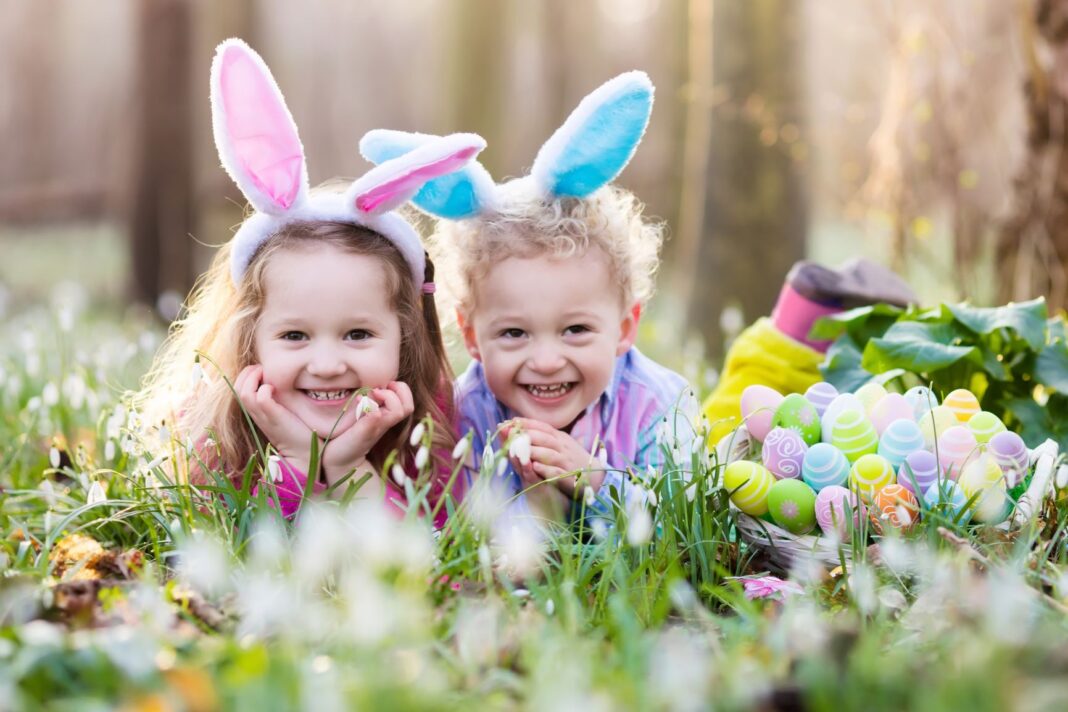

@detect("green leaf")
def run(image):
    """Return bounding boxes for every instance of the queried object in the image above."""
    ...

[809,303,904,342]
[1035,339,1068,392]
[819,335,873,392]
[862,321,980,374]
[945,298,1047,351]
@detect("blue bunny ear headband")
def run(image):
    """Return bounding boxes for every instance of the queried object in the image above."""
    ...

[359,71,654,220]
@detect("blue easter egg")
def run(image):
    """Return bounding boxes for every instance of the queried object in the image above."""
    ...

[904,386,940,420]
[923,479,971,523]
[801,442,851,492]
[877,418,926,470]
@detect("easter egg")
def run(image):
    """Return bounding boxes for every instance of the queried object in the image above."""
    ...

[869,393,915,435]
[897,450,940,498]
[815,485,866,539]
[904,386,940,420]
[959,456,1011,524]
[821,393,865,443]
[804,382,838,418]
[967,411,1006,444]
[801,442,850,492]
[831,410,880,463]
[871,484,919,532]
[723,461,774,515]
[771,393,822,446]
[740,385,785,442]
[762,427,808,480]
[918,405,959,449]
[989,431,1029,488]
[767,479,818,534]
[943,389,981,423]
[923,479,972,523]
[849,453,896,502]
[855,382,889,415]
[936,426,979,480]
[877,419,926,470]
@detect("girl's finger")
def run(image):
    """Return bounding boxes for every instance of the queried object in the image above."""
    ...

[373,387,403,417]
[529,445,566,469]
[510,417,557,434]
[388,381,415,414]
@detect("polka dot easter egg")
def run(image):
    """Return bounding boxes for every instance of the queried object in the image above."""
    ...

[897,450,940,498]
[967,411,1006,444]
[918,405,959,450]
[723,461,775,516]
[849,453,896,502]
[877,418,926,470]
[771,393,822,446]
[740,385,785,442]
[869,393,915,435]
[762,427,808,480]
[988,430,1029,488]
[936,426,979,480]
[959,455,1011,524]
[924,479,972,524]
[943,388,981,423]
[831,410,880,463]
[801,442,850,492]
[871,484,919,533]
[768,478,818,534]
[855,382,889,415]
[821,393,865,443]
[804,381,838,418]
[815,485,866,539]
[904,386,939,420]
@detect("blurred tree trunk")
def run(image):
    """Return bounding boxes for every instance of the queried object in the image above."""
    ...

[998,0,1068,311]
[684,0,807,362]
[128,0,195,317]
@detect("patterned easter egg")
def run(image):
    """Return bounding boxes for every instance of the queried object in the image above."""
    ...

[831,410,880,463]
[936,426,979,480]
[767,478,818,534]
[943,389,981,423]
[923,479,972,523]
[869,393,915,435]
[723,461,775,515]
[849,453,896,502]
[904,386,940,420]
[801,443,850,492]
[958,455,1010,524]
[771,393,822,446]
[967,411,1007,444]
[762,427,808,480]
[877,418,926,470]
[740,385,785,442]
[804,382,839,418]
[989,430,1029,488]
[897,450,940,498]
[815,485,866,539]
[871,484,919,532]
[821,393,865,443]
[918,405,959,449]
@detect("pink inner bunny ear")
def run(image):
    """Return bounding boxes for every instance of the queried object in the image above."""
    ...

[215,42,305,213]
[353,141,483,215]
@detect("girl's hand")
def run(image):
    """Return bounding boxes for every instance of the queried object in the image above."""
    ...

[235,365,314,468]
[320,381,415,487]
[502,417,606,497]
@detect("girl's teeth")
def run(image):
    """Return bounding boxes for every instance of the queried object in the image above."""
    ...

[526,383,572,398]
[307,389,353,401]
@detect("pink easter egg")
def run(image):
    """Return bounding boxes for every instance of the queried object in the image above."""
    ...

[741,385,785,441]
[936,426,979,480]
[762,426,809,480]
[869,393,915,435]
[804,382,839,418]
[988,430,1029,488]
[815,485,866,539]
[897,450,939,497]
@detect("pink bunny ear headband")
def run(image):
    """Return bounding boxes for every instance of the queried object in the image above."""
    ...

[210,38,486,287]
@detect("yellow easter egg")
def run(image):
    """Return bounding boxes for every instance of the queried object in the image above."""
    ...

[723,461,774,516]
[967,411,1006,444]
[918,405,958,450]
[943,389,981,423]
[849,453,896,503]
[855,382,889,415]
[958,455,1010,523]
[831,410,879,463]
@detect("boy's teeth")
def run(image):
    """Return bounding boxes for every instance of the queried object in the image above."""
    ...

[526,383,573,398]
[306,389,353,401]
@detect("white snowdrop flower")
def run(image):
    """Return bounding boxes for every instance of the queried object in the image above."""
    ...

[25,353,40,377]
[57,306,73,332]
[391,463,409,487]
[63,375,86,410]
[646,488,658,507]
[177,534,231,596]
[87,480,107,505]
[451,437,470,462]
[720,304,745,336]
[512,588,530,599]
[18,620,64,648]
[590,518,609,541]
[878,587,907,612]
[848,564,878,614]
[596,446,609,467]
[415,445,430,471]
[409,422,426,447]
[895,504,914,528]
[626,503,653,546]
[42,382,59,406]
[157,425,171,446]
[26,396,41,412]
[584,487,597,507]
[495,455,510,478]
[48,447,61,469]
[354,395,378,421]
[39,479,56,506]
[266,456,283,483]
[249,516,288,573]
[1057,464,1068,491]
[492,520,546,578]
[478,544,492,571]
[189,361,205,389]
[43,509,56,535]
[509,432,532,466]
[545,598,555,616]
[144,472,161,495]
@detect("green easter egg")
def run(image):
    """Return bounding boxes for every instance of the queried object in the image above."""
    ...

[771,393,822,446]
[767,478,818,534]
[831,410,879,463]
[723,461,774,516]
[855,382,889,414]
[967,411,1006,444]
[849,453,895,503]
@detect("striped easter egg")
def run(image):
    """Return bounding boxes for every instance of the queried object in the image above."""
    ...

[821,393,865,443]
[801,442,850,492]
[815,485,866,539]
[967,411,1006,444]
[904,386,940,420]
[988,430,1029,488]
[897,450,940,498]
[831,410,880,463]
[869,393,915,435]
[877,418,925,470]
[871,484,919,533]
[855,382,889,415]
[723,461,774,516]
[923,479,971,523]
[762,427,808,480]
[849,453,896,503]
[740,385,784,442]
[958,455,1010,524]
[936,426,979,480]
[943,388,981,423]
[804,382,838,418]
[918,405,959,450]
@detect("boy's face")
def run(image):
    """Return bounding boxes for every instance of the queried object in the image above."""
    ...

[460,249,639,430]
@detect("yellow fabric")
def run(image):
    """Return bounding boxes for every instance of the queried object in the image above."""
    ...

[703,317,825,444]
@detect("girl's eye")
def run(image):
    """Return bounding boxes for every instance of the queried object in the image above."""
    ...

[500,328,526,339]
[564,324,591,336]
[345,329,372,341]
[281,331,307,341]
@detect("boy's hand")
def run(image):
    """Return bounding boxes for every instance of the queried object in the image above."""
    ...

[320,381,415,487]
[235,364,314,467]
[502,418,606,496]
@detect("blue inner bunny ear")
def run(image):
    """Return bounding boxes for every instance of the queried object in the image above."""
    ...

[530,71,654,199]
[360,129,494,219]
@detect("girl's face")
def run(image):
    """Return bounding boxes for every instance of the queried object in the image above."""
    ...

[252,245,402,437]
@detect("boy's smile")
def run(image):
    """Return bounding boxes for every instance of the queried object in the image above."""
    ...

[461,248,639,430]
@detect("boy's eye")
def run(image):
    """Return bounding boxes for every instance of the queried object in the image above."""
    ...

[281,331,307,341]
[499,328,526,339]
[345,329,373,341]
[564,324,591,336]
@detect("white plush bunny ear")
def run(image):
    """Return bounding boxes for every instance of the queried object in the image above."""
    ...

[360,129,497,218]
[530,71,654,198]
[347,133,487,215]
[210,38,309,215]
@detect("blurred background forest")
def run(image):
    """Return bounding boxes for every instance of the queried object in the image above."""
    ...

[1,0,1066,371]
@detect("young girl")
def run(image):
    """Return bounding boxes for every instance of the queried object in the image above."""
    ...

[136,39,485,523]
[360,72,696,525]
